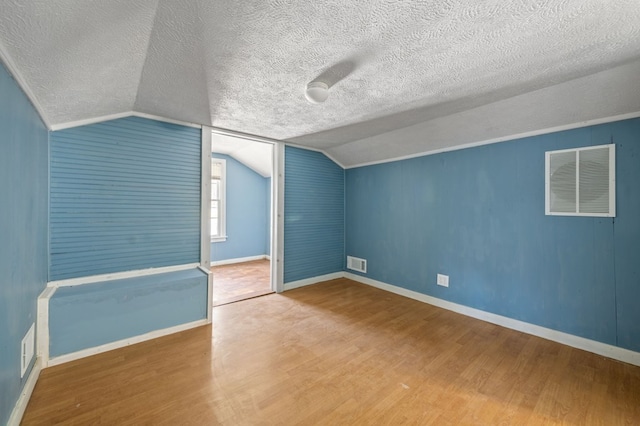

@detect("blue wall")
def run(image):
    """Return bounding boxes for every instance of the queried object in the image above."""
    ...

[0,62,49,424]
[284,146,344,283]
[210,154,270,262]
[50,117,201,280]
[49,269,208,357]
[346,118,640,352]
[47,116,208,361]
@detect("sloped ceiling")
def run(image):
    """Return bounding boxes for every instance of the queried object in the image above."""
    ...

[212,133,273,178]
[1,1,639,167]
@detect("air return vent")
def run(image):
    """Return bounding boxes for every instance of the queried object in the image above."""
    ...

[21,323,35,378]
[545,144,615,217]
[347,256,367,273]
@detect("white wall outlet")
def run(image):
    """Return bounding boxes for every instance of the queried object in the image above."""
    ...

[21,323,35,378]
[437,273,449,287]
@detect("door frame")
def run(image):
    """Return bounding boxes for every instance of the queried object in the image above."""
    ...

[201,127,284,316]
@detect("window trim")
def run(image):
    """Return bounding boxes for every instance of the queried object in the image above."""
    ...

[211,157,227,242]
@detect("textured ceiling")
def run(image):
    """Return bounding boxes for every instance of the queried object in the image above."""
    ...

[1,0,640,166]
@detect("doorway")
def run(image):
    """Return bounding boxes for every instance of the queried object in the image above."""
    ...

[209,132,277,306]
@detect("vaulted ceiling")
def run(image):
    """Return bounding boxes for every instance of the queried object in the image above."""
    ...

[1,1,639,167]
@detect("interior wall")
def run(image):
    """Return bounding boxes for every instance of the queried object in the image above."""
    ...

[49,117,201,279]
[210,154,270,262]
[47,116,207,359]
[0,61,49,424]
[346,117,640,352]
[284,146,345,283]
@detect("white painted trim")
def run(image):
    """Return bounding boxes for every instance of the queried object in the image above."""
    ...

[273,143,285,293]
[48,263,200,288]
[211,157,227,240]
[49,111,133,131]
[211,126,282,146]
[201,127,212,271]
[37,287,55,368]
[283,272,345,291]
[131,112,202,128]
[7,358,42,426]
[207,128,283,293]
[201,128,214,323]
[345,273,640,367]
[206,270,213,324]
[49,111,203,131]
[344,111,640,169]
[197,266,213,324]
[0,40,51,129]
[211,255,268,267]
[47,319,208,367]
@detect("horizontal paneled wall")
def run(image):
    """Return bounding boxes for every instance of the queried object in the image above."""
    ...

[284,146,344,283]
[50,117,201,280]
[346,118,640,352]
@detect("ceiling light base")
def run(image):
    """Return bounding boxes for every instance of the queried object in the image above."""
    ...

[305,81,329,104]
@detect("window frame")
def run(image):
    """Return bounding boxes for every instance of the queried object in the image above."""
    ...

[211,157,227,242]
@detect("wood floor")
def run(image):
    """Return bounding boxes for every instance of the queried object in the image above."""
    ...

[212,259,272,306]
[22,279,640,425]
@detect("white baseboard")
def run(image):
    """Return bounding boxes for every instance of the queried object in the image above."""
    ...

[344,272,640,367]
[47,319,208,367]
[283,272,345,291]
[211,255,268,267]
[7,357,42,426]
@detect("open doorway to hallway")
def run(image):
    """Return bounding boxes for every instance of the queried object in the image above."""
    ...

[210,133,274,306]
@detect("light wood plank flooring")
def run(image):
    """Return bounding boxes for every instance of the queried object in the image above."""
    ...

[212,259,272,306]
[22,278,640,425]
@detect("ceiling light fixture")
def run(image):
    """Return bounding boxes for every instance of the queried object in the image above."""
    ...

[305,81,329,104]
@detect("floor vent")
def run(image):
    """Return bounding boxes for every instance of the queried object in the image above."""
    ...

[347,256,367,273]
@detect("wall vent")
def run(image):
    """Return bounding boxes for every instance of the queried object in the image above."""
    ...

[545,144,615,217]
[21,323,35,378]
[347,256,367,273]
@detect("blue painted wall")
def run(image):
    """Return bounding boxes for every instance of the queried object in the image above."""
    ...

[49,269,208,357]
[210,154,270,262]
[284,146,344,283]
[346,118,640,352]
[50,117,201,280]
[0,62,48,424]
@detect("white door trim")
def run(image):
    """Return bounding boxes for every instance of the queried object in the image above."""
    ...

[208,129,284,295]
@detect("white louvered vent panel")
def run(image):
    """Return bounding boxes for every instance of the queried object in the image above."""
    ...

[579,147,610,214]
[347,256,367,273]
[549,150,577,213]
[546,144,615,217]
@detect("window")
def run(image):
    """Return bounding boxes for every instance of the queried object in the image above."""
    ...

[211,158,227,241]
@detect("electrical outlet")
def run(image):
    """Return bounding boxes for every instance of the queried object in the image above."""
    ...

[437,273,449,287]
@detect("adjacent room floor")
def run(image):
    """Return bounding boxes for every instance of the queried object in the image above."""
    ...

[212,259,272,306]
[22,279,640,424]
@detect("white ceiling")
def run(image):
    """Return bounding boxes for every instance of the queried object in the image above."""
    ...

[1,1,639,167]
[212,133,273,178]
